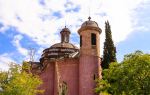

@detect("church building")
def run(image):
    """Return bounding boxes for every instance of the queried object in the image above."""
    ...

[31,17,102,95]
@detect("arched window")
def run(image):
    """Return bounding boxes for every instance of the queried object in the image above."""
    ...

[80,36,82,47]
[91,33,96,45]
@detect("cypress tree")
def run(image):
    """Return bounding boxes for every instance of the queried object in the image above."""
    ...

[102,21,117,69]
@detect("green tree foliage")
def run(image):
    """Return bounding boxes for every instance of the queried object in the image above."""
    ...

[96,51,150,95]
[22,61,31,72]
[102,21,117,69]
[0,62,43,95]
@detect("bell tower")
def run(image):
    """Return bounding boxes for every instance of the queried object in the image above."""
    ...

[78,17,102,95]
[78,17,101,57]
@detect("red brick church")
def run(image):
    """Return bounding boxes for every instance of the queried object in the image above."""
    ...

[31,17,102,95]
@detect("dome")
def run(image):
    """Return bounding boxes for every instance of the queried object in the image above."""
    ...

[51,42,78,49]
[81,16,99,28]
[78,16,101,34]
[40,26,79,61]
[40,43,79,61]
[60,27,70,33]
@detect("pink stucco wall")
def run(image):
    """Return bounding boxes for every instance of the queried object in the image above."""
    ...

[39,58,79,95]
[56,58,79,95]
[39,62,55,95]
[38,56,101,95]
[79,55,101,95]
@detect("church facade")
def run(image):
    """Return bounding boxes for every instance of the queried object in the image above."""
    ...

[31,17,102,95]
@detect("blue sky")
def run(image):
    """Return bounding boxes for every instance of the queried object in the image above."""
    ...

[0,0,150,70]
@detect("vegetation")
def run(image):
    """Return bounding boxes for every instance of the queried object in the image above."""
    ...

[96,51,150,95]
[102,21,116,69]
[0,62,43,95]
[59,81,68,95]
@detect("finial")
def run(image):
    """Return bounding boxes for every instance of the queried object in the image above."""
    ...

[88,16,91,21]
[65,20,67,28]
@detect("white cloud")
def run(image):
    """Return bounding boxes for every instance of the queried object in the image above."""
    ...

[12,35,28,56]
[0,0,148,56]
[0,25,9,33]
[0,53,16,71]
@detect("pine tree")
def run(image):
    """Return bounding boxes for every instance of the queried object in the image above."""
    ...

[102,21,117,69]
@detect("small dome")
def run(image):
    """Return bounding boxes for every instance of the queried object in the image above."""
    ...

[51,42,78,49]
[81,16,99,28]
[60,26,70,34]
[78,17,101,34]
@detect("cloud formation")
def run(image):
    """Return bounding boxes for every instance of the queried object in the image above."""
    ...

[12,35,28,56]
[0,0,146,44]
[0,53,16,71]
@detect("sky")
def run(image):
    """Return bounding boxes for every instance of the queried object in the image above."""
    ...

[0,0,150,70]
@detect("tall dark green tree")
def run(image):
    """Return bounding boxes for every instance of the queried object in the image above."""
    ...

[102,21,116,69]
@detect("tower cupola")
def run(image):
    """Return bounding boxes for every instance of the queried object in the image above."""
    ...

[78,16,101,34]
[60,26,70,43]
